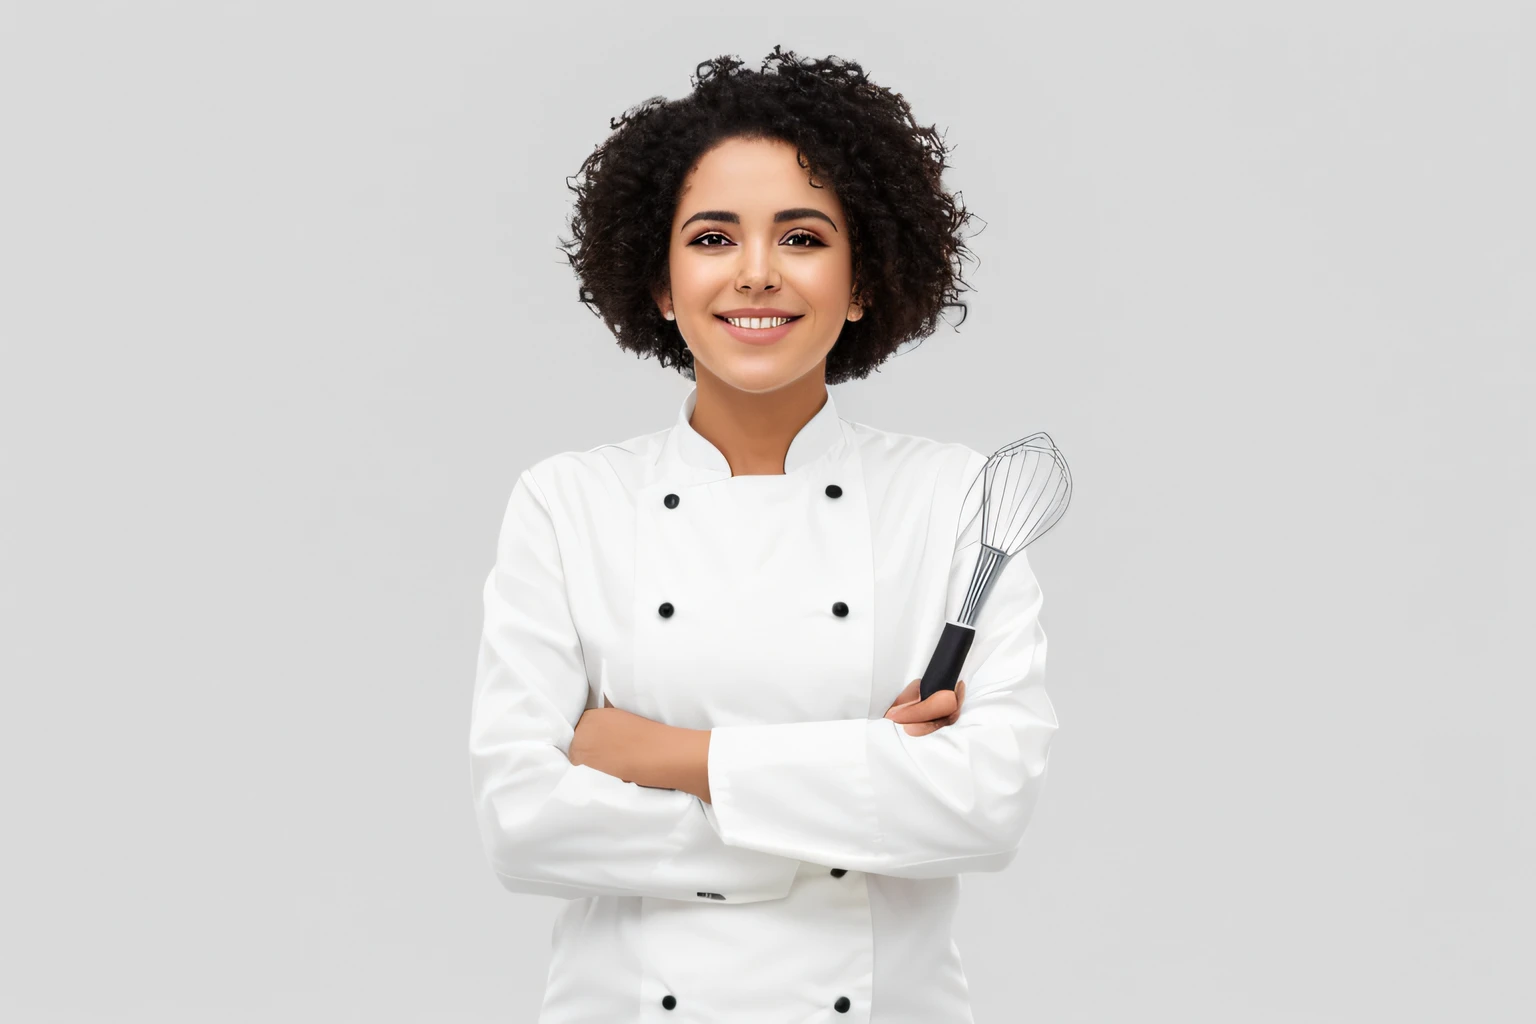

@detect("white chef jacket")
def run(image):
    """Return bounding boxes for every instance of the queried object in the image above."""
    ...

[469,384,1057,1023]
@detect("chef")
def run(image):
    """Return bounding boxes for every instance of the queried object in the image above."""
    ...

[469,133,1058,1022]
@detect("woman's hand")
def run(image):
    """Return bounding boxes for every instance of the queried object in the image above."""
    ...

[884,678,966,736]
[568,697,656,784]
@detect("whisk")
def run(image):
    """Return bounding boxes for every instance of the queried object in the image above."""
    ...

[918,432,1072,701]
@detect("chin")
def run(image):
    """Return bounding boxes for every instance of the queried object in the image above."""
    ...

[713,357,821,394]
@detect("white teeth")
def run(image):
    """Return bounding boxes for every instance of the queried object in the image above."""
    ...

[725,316,792,329]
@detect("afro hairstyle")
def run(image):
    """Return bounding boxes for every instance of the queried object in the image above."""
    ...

[556,44,982,385]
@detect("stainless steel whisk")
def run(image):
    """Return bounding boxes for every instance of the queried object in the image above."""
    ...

[918,432,1073,701]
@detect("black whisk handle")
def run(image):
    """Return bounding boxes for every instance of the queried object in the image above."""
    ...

[919,620,976,701]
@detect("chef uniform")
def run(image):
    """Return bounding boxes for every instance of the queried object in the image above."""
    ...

[469,384,1058,1023]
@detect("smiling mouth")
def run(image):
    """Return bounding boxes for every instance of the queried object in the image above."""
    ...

[714,315,805,327]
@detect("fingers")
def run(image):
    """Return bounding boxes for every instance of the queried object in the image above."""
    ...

[884,681,966,726]
[900,707,960,736]
[886,694,950,722]
[901,710,962,736]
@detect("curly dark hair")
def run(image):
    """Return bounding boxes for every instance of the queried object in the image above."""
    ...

[555,45,982,385]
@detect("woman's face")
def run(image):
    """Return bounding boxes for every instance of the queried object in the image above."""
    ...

[658,135,863,394]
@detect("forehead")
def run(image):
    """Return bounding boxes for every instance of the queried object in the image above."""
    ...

[675,137,844,221]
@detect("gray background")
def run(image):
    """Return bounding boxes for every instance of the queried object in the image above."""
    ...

[2,1,1531,1021]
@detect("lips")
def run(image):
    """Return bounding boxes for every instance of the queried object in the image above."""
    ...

[715,314,802,346]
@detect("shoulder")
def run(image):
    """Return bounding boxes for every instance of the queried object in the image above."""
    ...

[844,418,985,493]
[517,425,667,504]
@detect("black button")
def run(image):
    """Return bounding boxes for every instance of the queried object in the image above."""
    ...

[825,484,843,498]
[662,994,677,1010]
[658,602,674,618]
[664,493,679,508]
[830,868,847,878]
[835,996,851,1012]
[697,891,725,900]
[832,602,849,617]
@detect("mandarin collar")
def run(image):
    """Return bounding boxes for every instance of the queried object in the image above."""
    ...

[659,385,847,478]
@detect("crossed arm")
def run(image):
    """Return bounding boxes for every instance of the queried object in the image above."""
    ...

[567,706,715,802]
[567,682,968,803]
[471,462,1043,903]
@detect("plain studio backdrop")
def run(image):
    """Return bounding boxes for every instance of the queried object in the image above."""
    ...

[1,2,1531,1021]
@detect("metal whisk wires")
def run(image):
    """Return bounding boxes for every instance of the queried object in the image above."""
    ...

[956,432,1072,627]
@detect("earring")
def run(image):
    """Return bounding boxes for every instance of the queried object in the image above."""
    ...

[664,310,675,320]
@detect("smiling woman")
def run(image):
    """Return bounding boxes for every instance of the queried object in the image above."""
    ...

[661,136,863,412]
[557,44,980,389]
[473,44,1060,1024]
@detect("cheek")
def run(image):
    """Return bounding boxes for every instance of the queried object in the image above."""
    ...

[798,262,853,303]
[668,252,718,294]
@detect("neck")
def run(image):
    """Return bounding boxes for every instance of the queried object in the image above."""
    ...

[689,365,829,476]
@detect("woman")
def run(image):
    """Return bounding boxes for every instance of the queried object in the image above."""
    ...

[469,47,1058,1022]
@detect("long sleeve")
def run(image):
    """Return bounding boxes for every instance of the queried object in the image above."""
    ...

[701,452,1059,879]
[469,467,802,903]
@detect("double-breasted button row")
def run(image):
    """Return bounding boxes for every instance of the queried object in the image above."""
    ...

[656,479,856,1016]
[659,600,851,618]
[660,483,844,509]
[660,994,852,1012]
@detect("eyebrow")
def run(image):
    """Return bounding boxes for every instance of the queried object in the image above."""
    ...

[680,208,839,233]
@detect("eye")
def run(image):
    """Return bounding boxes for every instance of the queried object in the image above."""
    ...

[687,230,827,248]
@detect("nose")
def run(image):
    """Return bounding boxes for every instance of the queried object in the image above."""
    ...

[735,236,780,292]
